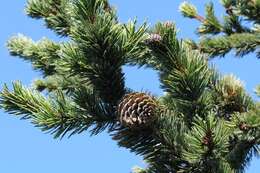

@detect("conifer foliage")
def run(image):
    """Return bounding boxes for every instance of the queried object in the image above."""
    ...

[180,0,260,58]
[1,0,260,172]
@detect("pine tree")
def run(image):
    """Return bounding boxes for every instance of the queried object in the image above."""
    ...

[0,0,259,172]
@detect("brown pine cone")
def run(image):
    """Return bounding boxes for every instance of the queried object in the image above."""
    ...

[117,92,158,129]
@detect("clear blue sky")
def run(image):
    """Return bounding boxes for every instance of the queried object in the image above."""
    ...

[0,1,259,172]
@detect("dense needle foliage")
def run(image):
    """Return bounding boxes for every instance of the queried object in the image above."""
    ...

[1,0,260,172]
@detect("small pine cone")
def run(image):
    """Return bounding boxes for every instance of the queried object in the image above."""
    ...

[145,33,162,44]
[239,122,249,131]
[117,92,158,129]
[164,21,173,28]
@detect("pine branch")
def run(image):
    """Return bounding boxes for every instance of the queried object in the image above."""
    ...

[0,82,116,138]
[186,33,260,58]
[213,75,253,119]
[70,0,112,24]
[26,0,113,36]
[59,42,125,108]
[198,2,222,35]
[232,0,260,23]
[146,22,215,123]
[179,2,204,22]
[33,75,88,94]
[7,35,60,76]
[180,1,222,35]
[147,23,212,99]
[183,113,233,173]
[69,3,126,106]
[180,1,260,58]
[231,106,260,143]
[122,20,150,66]
[26,0,71,36]
[221,104,260,171]
[63,2,148,106]
[222,15,251,35]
